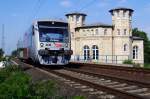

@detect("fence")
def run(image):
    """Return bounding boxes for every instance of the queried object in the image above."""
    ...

[70,55,130,64]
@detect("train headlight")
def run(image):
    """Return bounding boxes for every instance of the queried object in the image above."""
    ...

[65,43,68,47]
[40,43,44,47]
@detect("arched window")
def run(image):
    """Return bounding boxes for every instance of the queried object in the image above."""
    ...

[76,15,80,22]
[92,45,99,60]
[95,29,98,35]
[123,11,126,17]
[124,44,127,51]
[71,32,74,37]
[124,29,127,35]
[71,16,74,21]
[117,29,120,35]
[83,45,90,60]
[133,46,138,59]
[104,29,107,35]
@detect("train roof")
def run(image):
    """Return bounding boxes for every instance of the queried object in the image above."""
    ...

[33,19,68,24]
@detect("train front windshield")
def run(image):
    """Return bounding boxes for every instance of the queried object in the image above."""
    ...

[39,27,68,42]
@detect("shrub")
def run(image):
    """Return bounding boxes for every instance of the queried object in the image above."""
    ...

[144,63,150,68]
[123,59,133,64]
[0,71,31,97]
[0,64,85,98]
[31,80,57,98]
[133,63,141,67]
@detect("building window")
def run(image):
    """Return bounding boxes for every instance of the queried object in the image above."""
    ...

[117,11,119,17]
[76,15,80,22]
[124,29,127,35]
[91,29,94,35]
[83,45,90,60]
[124,44,127,51]
[123,11,126,17]
[133,46,138,59]
[95,29,98,35]
[117,29,120,35]
[71,16,74,21]
[71,32,74,37]
[104,29,107,35]
[92,45,99,60]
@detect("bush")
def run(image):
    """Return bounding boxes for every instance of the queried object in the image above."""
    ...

[0,71,31,97]
[123,59,133,64]
[144,63,150,68]
[0,65,85,98]
[31,80,57,98]
[133,63,141,67]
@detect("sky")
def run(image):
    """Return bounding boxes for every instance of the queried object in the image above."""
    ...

[0,0,150,55]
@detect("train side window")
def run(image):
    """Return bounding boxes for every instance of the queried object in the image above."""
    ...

[32,26,35,35]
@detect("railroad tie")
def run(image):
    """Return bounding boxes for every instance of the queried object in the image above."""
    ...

[139,92,150,97]
[75,85,87,89]
[99,78,105,81]
[104,81,119,85]
[98,94,115,99]
[116,85,137,90]
[101,80,112,83]
[127,88,148,93]
[90,91,105,95]
[72,83,81,86]
[109,83,127,88]
[64,81,75,84]
[81,88,94,92]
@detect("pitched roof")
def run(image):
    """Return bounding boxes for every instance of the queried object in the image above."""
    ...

[132,36,144,40]
[76,22,112,29]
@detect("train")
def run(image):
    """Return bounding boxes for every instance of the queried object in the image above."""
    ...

[18,19,72,65]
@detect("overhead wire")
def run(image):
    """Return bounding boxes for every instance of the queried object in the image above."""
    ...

[17,0,46,46]
[26,0,46,24]
[78,0,98,12]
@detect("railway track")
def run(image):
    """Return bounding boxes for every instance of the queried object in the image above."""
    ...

[42,68,150,99]
[13,59,150,99]
[68,62,150,84]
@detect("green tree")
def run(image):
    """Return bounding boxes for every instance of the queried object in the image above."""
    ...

[0,49,4,57]
[11,49,17,57]
[132,28,150,63]
[0,49,4,61]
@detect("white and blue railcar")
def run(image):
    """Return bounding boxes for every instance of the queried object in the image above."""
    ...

[22,19,72,65]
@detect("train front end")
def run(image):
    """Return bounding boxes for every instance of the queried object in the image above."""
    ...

[37,21,72,65]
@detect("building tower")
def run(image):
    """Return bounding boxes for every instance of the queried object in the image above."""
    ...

[66,12,86,59]
[109,7,134,63]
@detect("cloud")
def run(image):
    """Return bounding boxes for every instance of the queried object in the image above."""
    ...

[60,0,72,8]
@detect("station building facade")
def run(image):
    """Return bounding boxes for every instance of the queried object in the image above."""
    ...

[65,7,144,65]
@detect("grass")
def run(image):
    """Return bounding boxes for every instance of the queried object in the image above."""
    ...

[144,63,150,69]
